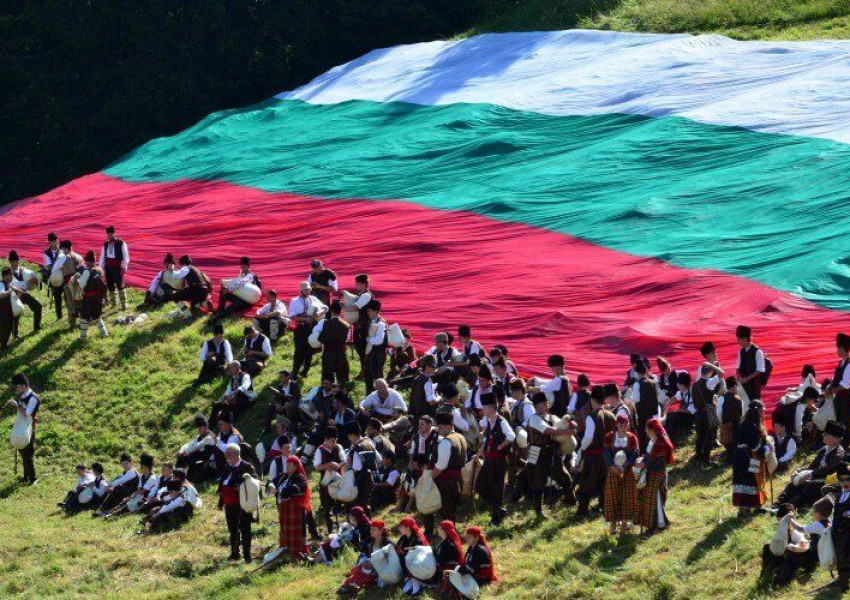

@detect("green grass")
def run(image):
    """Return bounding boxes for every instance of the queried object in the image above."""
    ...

[0,268,843,599]
[467,0,850,40]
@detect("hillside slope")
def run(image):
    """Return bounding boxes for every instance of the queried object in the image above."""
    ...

[0,274,840,599]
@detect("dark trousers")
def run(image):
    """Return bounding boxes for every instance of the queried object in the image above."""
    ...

[318,484,337,532]
[694,411,717,462]
[214,292,250,321]
[100,480,138,512]
[353,327,367,365]
[425,475,462,537]
[224,504,252,559]
[351,472,373,514]
[0,311,11,349]
[777,480,824,509]
[476,455,507,519]
[210,391,253,424]
[196,358,226,385]
[292,326,314,378]
[104,265,125,290]
[322,346,349,384]
[13,293,42,333]
[576,453,607,515]
[177,448,215,483]
[305,508,319,538]
[743,378,762,401]
[240,358,264,377]
[20,434,36,481]
[364,348,386,393]
[50,284,63,318]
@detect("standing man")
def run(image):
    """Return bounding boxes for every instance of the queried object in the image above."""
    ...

[631,360,659,451]
[575,386,615,520]
[77,250,109,339]
[736,325,766,401]
[345,422,380,513]
[350,273,373,373]
[308,259,337,307]
[218,444,257,563]
[52,240,83,329]
[7,373,40,484]
[525,392,575,517]
[0,268,16,349]
[827,333,850,440]
[692,363,724,466]
[42,233,63,320]
[537,354,572,418]
[426,411,468,537]
[98,225,130,311]
[364,300,387,393]
[316,299,350,385]
[312,428,345,533]
[289,282,323,380]
[475,393,515,525]
[8,251,42,335]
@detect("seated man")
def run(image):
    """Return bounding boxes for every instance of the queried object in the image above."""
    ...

[371,449,400,510]
[194,323,233,387]
[359,379,407,424]
[239,324,272,377]
[387,328,417,386]
[775,420,845,510]
[102,454,159,519]
[252,289,288,342]
[210,361,255,424]
[771,419,798,473]
[176,415,217,483]
[97,454,139,513]
[211,256,261,323]
[264,369,302,431]
[58,464,95,512]
[213,411,244,476]
[146,474,201,531]
[140,253,177,309]
[170,254,214,317]
[426,332,461,386]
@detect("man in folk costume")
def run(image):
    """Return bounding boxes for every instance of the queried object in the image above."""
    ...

[0,268,16,349]
[314,299,351,385]
[211,256,261,324]
[176,414,217,483]
[194,323,233,387]
[76,250,109,339]
[289,281,322,380]
[388,327,417,385]
[252,289,288,343]
[466,364,504,418]
[568,373,592,422]
[629,359,660,451]
[400,415,439,511]
[52,240,83,329]
[409,355,440,420]
[829,463,850,592]
[7,374,40,484]
[363,299,388,393]
[98,225,130,311]
[575,385,615,520]
[240,324,272,378]
[350,273,374,372]
[8,251,42,335]
[691,363,724,466]
[171,255,213,316]
[475,392,516,525]
[525,392,575,517]
[825,333,850,443]
[98,454,139,513]
[139,253,177,309]
[211,361,255,424]
[307,258,337,306]
[507,378,533,500]
[264,369,302,430]
[42,232,64,320]
[371,448,401,511]
[735,324,766,401]
[218,443,257,563]
[454,324,485,380]
[655,357,679,402]
[345,422,380,513]
[427,332,460,386]
[313,427,345,533]
[718,377,744,465]
[775,420,845,509]
[536,354,572,419]
[425,411,469,537]
[213,411,244,476]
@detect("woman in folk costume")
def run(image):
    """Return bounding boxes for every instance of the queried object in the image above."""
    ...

[275,456,310,560]
[635,418,675,534]
[732,401,769,516]
[440,525,498,599]
[396,515,432,595]
[339,518,391,597]
[435,520,466,597]
[603,413,639,535]
[313,505,372,565]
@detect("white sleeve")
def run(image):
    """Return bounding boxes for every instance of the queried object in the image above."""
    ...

[288,298,301,315]
[328,276,338,291]
[355,292,372,309]
[78,270,90,289]
[268,460,279,482]
[313,450,324,469]
[795,404,805,437]
[51,253,66,274]
[148,272,163,294]
[24,395,38,417]
[237,373,252,394]
[262,337,272,356]
[540,377,558,403]
[224,341,233,363]
[256,303,270,317]
[424,380,436,403]
[528,415,549,434]
[840,364,850,389]
[580,416,595,451]
[501,419,516,442]
[367,321,386,345]
[435,439,452,470]
[392,391,407,413]
[172,266,190,279]
[736,350,742,370]
[360,393,376,412]
[351,450,363,471]
[706,376,720,391]
[278,301,288,317]
[804,521,826,535]
[112,470,135,487]
[453,409,470,432]
[157,496,186,515]
[522,403,535,427]
[386,470,399,486]
[98,250,105,269]
[755,349,766,373]
[122,241,130,269]
[199,343,209,362]
[779,438,797,464]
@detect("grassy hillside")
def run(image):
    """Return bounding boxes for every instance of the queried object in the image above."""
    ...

[0,273,842,599]
[472,0,850,40]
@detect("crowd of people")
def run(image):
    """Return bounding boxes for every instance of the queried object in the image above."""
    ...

[5,227,850,595]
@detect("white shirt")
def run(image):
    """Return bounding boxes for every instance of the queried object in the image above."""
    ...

[451,407,470,432]
[289,294,326,318]
[580,414,596,451]
[92,476,109,497]
[199,339,233,363]
[313,444,345,470]
[51,251,69,275]
[148,271,164,294]
[157,494,187,515]
[172,266,190,279]
[838,361,850,389]
[674,389,696,415]
[466,385,492,412]
[354,292,372,309]
[736,345,766,372]
[111,468,138,488]
[514,400,535,428]
[379,469,400,486]
[224,372,253,398]
[216,430,241,454]
[76,472,96,488]
[140,474,161,498]
[462,340,482,358]
[9,267,34,291]
[308,272,338,291]
[840,490,850,506]
[804,521,827,536]
[18,389,39,416]
[540,376,566,406]
[528,414,553,435]
[347,444,382,471]
[478,416,516,443]
[42,247,59,267]
[244,334,272,357]
[434,437,454,470]
[426,346,460,365]
[361,389,407,416]
[423,379,437,405]
[99,240,130,270]
[366,319,387,347]
[774,435,798,464]
[256,300,287,318]
[632,379,663,419]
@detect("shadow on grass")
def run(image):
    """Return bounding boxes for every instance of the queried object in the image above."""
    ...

[0,479,21,499]
[685,515,750,565]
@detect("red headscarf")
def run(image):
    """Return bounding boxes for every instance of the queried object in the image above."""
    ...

[466,526,498,581]
[441,520,465,566]
[286,455,311,509]
[646,418,675,464]
[399,515,428,546]
[349,506,370,528]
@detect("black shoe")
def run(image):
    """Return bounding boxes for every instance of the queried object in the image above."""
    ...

[229,553,240,561]
[244,557,253,565]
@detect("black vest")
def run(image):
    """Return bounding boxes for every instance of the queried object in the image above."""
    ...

[320,317,349,349]
[412,430,437,465]
[102,239,125,261]
[636,379,659,421]
[244,334,268,354]
[550,376,572,418]
[691,378,715,411]
[483,415,507,450]
[739,345,760,377]
[310,269,336,305]
[205,339,227,363]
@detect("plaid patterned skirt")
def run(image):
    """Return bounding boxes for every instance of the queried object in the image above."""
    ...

[635,471,667,530]
[278,499,307,557]
[603,468,637,523]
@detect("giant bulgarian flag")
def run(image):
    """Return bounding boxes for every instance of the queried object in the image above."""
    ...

[4,30,850,404]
